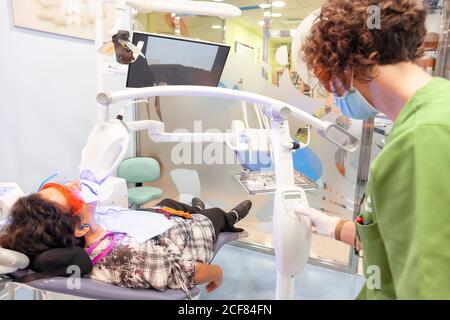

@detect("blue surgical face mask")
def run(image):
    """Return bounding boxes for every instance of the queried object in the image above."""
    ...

[331,75,378,120]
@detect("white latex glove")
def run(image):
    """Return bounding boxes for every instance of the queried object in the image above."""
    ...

[295,206,340,238]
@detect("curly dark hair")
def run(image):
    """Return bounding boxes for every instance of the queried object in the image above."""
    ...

[302,0,428,91]
[0,194,83,258]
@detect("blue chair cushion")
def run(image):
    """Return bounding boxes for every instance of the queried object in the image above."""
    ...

[128,186,163,205]
[118,158,160,183]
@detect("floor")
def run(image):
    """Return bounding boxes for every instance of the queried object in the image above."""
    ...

[200,245,364,300]
[1,244,365,300]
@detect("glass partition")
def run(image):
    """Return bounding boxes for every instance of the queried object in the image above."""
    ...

[436,0,450,79]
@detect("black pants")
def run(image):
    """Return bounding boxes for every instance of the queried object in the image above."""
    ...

[155,199,240,240]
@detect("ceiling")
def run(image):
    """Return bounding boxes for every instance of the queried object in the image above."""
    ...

[222,0,325,31]
[178,1,325,42]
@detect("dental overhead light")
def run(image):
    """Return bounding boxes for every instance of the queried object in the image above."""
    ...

[98,30,145,65]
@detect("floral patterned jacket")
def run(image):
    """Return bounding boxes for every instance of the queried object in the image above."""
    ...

[87,214,215,297]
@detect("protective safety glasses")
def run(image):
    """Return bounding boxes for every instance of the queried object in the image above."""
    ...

[39,183,85,215]
[314,64,333,93]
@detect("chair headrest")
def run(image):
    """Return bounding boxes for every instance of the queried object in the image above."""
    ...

[31,246,93,277]
[0,247,30,271]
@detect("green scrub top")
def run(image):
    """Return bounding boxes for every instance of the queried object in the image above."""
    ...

[357,77,450,300]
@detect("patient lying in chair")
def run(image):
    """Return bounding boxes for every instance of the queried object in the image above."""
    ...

[0,181,252,297]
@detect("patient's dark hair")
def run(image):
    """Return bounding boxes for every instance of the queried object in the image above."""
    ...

[0,194,83,258]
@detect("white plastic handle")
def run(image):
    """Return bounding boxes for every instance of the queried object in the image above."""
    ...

[319,122,360,152]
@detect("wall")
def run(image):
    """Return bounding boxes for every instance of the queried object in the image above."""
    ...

[0,1,97,192]
[225,18,263,63]
[268,38,292,84]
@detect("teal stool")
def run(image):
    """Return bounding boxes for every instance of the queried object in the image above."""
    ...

[117,157,163,208]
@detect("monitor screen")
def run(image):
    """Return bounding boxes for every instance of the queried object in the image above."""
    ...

[126,32,230,88]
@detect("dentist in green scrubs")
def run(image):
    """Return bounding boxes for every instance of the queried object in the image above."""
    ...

[298,0,450,299]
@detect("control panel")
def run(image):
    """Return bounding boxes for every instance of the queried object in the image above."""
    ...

[282,190,308,219]
[239,132,250,145]
[229,120,271,152]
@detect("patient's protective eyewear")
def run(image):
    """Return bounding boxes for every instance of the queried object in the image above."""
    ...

[39,183,85,215]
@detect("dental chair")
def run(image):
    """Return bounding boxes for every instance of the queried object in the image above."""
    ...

[0,231,247,300]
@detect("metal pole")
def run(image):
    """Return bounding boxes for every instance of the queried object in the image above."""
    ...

[348,117,375,273]
[130,8,141,158]
[96,0,109,123]
[435,0,449,77]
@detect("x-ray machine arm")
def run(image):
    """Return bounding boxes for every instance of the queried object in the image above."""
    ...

[84,85,359,300]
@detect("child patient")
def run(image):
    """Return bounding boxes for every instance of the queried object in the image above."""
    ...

[0,181,252,297]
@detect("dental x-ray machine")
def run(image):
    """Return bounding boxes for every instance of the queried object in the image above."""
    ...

[84,0,360,300]
[79,85,359,300]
